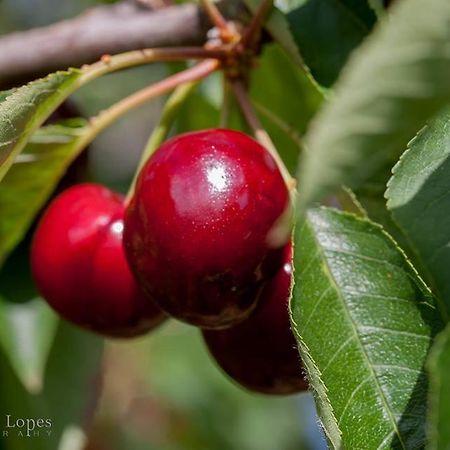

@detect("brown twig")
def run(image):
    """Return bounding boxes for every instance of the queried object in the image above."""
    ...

[0,1,244,88]
[133,0,173,8]
[199,0,230,35]
[79,46,228,85]
[240,0,273,48]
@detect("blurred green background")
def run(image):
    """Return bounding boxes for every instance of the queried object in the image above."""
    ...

[0,1,326,449]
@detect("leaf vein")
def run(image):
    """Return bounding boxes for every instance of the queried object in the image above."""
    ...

[310,215,408,449]
[358,325,430,340]
[337,375,373,426]
[300,286,333,334]
[321,335,355,375]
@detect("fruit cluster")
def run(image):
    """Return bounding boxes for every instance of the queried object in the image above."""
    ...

[31,129,306,395]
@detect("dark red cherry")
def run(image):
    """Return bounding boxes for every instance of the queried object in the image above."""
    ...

[124,129,291,329]
[202,243,307,395]
[31,183,166,338]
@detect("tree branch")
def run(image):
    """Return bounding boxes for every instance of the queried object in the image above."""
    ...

[0,0,246,87]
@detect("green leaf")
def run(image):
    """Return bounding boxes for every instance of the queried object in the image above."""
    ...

[298,0,450,209]
[291,207,442,448]
[352,161,411,252]
[386,111,450,316]
[176,89,221,132]
[176,76,250,138]
[282,0,375,86]
[0,298,58,393]
[427,323,450,450]
[250,43,323,173]
[243,0,307,69]
[0,70,82,181]
[0,234,60,394]
[246,0,375,87]
[0,349,50,450]
[0,89,16,102]
[0,245,103,445]
[0,118,99,396]
[0,119,90,267]
[367,0,385,17]
[41,321,104,443]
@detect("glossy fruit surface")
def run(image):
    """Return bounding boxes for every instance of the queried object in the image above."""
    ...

[124,129,290,329]
[31,183,166,338]
[203,243,307,395]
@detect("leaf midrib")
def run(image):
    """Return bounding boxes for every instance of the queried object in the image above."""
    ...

[307,211,407,450]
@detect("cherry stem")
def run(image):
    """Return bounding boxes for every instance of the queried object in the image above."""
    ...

[89,59,219,139]
[230,79,295,190]
[125,81,198,202]
[79,47,227,85]
[240,0,273,48]
[199,0,230,35]
[220,76,233,127]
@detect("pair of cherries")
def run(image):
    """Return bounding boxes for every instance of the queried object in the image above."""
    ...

[31,129,306,394]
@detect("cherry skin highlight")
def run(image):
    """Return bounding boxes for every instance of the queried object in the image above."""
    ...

[202,243,307,395]
[124,129,291,329]
[31,183,166,338]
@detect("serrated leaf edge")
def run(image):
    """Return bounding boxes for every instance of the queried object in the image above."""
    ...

[321,206,437,310]
[384,126,449,321]
[0,68,82,180]
[290,233,342,448]
[385,125,430,210]
[303,207,410,449]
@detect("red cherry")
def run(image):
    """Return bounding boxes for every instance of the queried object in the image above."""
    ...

[202,243,307,395]
[124,129,291,329]
[31,183,166,338]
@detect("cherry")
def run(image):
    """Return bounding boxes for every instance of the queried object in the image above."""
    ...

[124,129,291,329]
[31,183,166,338]
[202,243,307,395]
